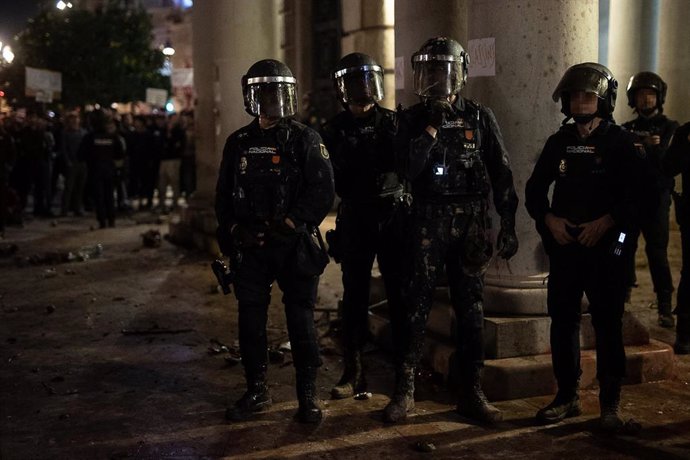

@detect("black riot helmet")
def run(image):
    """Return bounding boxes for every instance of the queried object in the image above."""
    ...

[411,37,469,99]
[333,52,384,106]
[242,59,298,118]
[552,62,618,119]
[626,71,667,112]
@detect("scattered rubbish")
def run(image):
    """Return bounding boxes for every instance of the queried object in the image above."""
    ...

[64,269,76,275]
[0,243,18,257]
[268,349,285,364]
[73,244,103,261]
[46,305,56,314]
[413,441,436,453]
[121,327,194,335]
[64,389,79,395]
[112,296,126,302]
[354,392,372,401]
[142,229,162,248]
[278,341,292,352]
[43,268,58,278]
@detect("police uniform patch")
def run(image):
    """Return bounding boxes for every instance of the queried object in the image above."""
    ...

[320,143,330,159]
[239,157,248,174]
[559,159,567,173]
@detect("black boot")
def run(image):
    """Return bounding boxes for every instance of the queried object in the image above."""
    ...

[296,367,323,424]
[383,366,415,423]
[675,315,690,354]
[226,371,272,421]
[599,377,623,431]
[331,350,366,399]
[658,301,675,328]
[456,368,502,424]
[536,390,581,424]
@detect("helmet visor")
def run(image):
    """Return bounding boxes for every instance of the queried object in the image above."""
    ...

[334,67,384,104]
[553,67,610,102]
[413,60,463,98]
[245,82,298,118]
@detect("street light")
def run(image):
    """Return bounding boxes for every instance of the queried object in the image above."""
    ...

[0,42,14,65]
[162,40,175,57]
[56,1,73,10]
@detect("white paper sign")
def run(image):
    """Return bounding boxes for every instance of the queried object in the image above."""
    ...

[395,56,405,90]
[146,88,168,107]
[26,67,62,99]
[468,38,496,77]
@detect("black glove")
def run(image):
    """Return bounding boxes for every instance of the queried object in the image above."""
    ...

[427,99,453,129]
[231,224,259,249]
[496,218,518,259]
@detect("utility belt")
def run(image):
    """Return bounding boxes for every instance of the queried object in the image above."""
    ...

[340,188,404,211]
[414,196,486,219]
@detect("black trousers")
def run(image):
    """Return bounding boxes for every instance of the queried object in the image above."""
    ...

[338,200,405,358]
[90,166,115,226]
[547,233,628,393]
[233,236,321,378]
[403,202,492,372]
[627,188,674,304]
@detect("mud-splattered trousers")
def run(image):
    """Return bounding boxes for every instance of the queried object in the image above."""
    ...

[396,97,518,372]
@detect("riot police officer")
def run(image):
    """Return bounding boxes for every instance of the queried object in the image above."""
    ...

[663,122,690,354]
[386,37,519,424]
[526,63,644,431]
[622,72,678,327]
[321,53,405,399]
[215,59,335,424]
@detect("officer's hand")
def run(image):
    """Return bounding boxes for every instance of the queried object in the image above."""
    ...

[577,214,614,247]
[545,213,577,245]
[644,135,661,146]
[427,99,452,130]
[497,226,518,259]
[231,224,261,248]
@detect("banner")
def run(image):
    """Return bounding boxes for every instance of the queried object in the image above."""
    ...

[25,66,62,100]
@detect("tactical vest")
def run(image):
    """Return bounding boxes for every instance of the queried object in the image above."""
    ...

[232,124,300,222]
[420,101,490,198]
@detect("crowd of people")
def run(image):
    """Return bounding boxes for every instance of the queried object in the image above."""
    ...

[215,36,689,434]
[0,108,195,232]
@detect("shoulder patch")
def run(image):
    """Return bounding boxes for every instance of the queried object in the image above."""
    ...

[320,143,330,159]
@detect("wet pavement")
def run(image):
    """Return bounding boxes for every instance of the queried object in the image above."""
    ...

[1,212,689,459]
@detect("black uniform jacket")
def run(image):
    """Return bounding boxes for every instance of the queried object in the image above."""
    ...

[396,97,518,221]
[525,121,645,249]
[622,113,678,190]
[215,118,334,245]
[320,104,402,201]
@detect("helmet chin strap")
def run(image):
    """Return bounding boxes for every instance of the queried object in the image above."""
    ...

[573,113,597,125]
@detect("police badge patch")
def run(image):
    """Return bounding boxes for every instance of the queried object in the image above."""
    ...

[320,143,330,159]
[559,159,567,174]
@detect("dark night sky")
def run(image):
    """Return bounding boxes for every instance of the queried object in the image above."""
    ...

[0,0,41,43]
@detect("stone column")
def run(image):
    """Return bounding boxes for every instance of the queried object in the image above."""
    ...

[606,0,659,123]
[394,0,468,108]
[341,0,396,109]
[171,0,282,252]
[657,0,690,124]
[465,0,598,314]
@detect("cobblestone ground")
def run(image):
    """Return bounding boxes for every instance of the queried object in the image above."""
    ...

[0,211,688,459]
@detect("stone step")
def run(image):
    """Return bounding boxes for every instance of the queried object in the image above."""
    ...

[368,309,674,401]
[370,302,650,359]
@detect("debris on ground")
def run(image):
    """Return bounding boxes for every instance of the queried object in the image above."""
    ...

[278,341,291,352]
[121,326,194,335]
[353,392,372,400]
[413,441,436,453]
[43,268,58,279]
[16,244,103,267]
[141,230,162,248]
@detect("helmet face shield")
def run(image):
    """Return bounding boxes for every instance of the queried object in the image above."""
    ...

[244,79,297,118]
[552,66,610,102]
[413,59,464,98]
[334,66,384,105]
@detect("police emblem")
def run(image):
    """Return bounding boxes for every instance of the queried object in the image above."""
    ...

[320,143,330,159]
[559,159,567,173]
[239,156,248,173]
